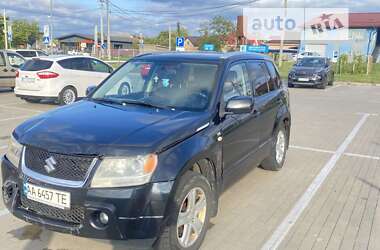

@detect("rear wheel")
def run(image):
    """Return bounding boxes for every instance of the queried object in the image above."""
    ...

[154,171,212,250]
[261,123,288,171]
[59,86,77,105]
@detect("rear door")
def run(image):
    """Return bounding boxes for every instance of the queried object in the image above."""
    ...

[0,51,14,87]
[0,52,25,88]
[57,57,95,97]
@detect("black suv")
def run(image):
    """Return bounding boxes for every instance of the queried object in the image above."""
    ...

[2,52,291,249]
[288,56,334,89]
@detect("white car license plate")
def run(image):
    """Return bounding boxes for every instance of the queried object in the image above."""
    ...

[298,78,310,82]
[21,77,35,83]
[24,182,71,209]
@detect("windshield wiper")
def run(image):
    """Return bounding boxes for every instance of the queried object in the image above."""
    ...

[90,97,125,105]
[121,99,173,110]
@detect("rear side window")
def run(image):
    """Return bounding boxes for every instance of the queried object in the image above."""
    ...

[20,59,53,71]
[247,61,270,96]
[37,51,48,57]
[0,53,5,66]
[265,61,281,90]
[16,50,37,58]
[90,59,112,73]
[58,58,91,71]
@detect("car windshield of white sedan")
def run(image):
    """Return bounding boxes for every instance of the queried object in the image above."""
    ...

[91,60,219,111]
[297,58,325,67]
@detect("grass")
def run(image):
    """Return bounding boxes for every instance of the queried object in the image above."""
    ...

[277,61,380,84]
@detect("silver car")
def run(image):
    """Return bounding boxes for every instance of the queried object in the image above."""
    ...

[0,50,26,88]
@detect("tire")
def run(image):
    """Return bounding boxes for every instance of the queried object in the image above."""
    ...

[261,123,288,171]
[317,81,326,89]
[24,98,41,103]
[328,74,334,86]
[154,171,212,250]
[59,86,77,105]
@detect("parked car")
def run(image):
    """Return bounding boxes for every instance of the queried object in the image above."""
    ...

[292,51,320,61]
[0,50,26,89]
[2,52,291,250]
[14,55,113,105]
[288,57,334,89]
[12,49,49,59]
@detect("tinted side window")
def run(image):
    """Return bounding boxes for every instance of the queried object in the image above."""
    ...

[7,53,25,68]
[16,51,37,57]
[37,51,48,56]
[0,53,5,66]
[223,63,252,102]
[71,58,91,71]
[265,61,281,89]
[90,59,111,73]
[58,59,73,69]
[247,61,270,96]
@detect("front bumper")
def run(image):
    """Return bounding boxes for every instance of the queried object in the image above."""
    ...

[288,76,325,86]
[1,155,174,246]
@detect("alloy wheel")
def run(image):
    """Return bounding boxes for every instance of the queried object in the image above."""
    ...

[177,187,207,248]
[62,89,76,105]
[276,130,286,164]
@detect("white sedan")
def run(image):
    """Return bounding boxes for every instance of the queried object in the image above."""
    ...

[15,55,113,105]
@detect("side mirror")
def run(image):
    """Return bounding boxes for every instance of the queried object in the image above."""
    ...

[225,96,253,115]
[86,85,97,96]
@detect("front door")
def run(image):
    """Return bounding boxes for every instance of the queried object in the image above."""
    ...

[221,62,262,175]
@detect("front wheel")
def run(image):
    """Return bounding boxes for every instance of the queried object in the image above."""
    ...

[261,123,288,171]
[154,171,212,250]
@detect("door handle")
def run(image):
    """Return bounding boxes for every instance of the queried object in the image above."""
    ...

[2,69,8,72]
[10,69,16,72]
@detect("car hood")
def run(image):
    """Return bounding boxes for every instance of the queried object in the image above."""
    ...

[14,101,211,156]
[292,66,324,74]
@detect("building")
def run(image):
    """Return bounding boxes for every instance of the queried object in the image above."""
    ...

[184,36,201,51]
[300,13,380,62]
[237,13,380,61]
[56,34,133,53]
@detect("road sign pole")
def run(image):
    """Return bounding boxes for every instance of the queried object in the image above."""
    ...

[169,24,171,51]
[106,0,111,60]
[3,9,8,50]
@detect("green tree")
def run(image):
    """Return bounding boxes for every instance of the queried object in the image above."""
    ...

[154,27,188,50]
[209,16,235,37]
[12,20,40,47]
[198,35,222,51]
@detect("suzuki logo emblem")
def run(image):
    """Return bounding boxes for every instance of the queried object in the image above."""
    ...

[44,156,57,174]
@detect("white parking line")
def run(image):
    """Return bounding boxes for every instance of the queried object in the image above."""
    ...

[0,209,9,217]
[0,115,31,122]
[289,145,335,154]
[344,152,380,161]
[290,145,380,161]
[262,113,370,250]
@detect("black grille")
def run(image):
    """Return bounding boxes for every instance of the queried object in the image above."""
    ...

[25,146,94,182]
[20,196,84,224]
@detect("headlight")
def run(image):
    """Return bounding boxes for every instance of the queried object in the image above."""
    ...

[6,135,23,167]
[91,154,158,188]
[312,73,322,80]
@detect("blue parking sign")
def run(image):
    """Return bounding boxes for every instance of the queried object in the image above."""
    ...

[176,37,184,47]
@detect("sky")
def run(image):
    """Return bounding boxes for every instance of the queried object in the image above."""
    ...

[1,0,380,38]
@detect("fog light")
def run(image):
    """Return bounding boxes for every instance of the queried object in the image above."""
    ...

[99,212,109,225]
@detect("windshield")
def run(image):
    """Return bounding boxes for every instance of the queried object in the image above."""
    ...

[91,60,219,111]
[297,58,325,67]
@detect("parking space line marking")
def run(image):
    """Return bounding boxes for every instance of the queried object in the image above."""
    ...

[356,112,379,116]
[0,105,43,113]
[344,153,380,161]
[0,115,31,122]
[289,145,335,154]
[261,113,370,250]
[0,209,9,217]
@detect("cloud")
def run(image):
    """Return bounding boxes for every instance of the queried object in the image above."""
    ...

[1,0,379,38]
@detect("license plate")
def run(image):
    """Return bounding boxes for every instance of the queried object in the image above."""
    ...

[23,182,71,209]
[298,78,310,82]
[21,77,35,83]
